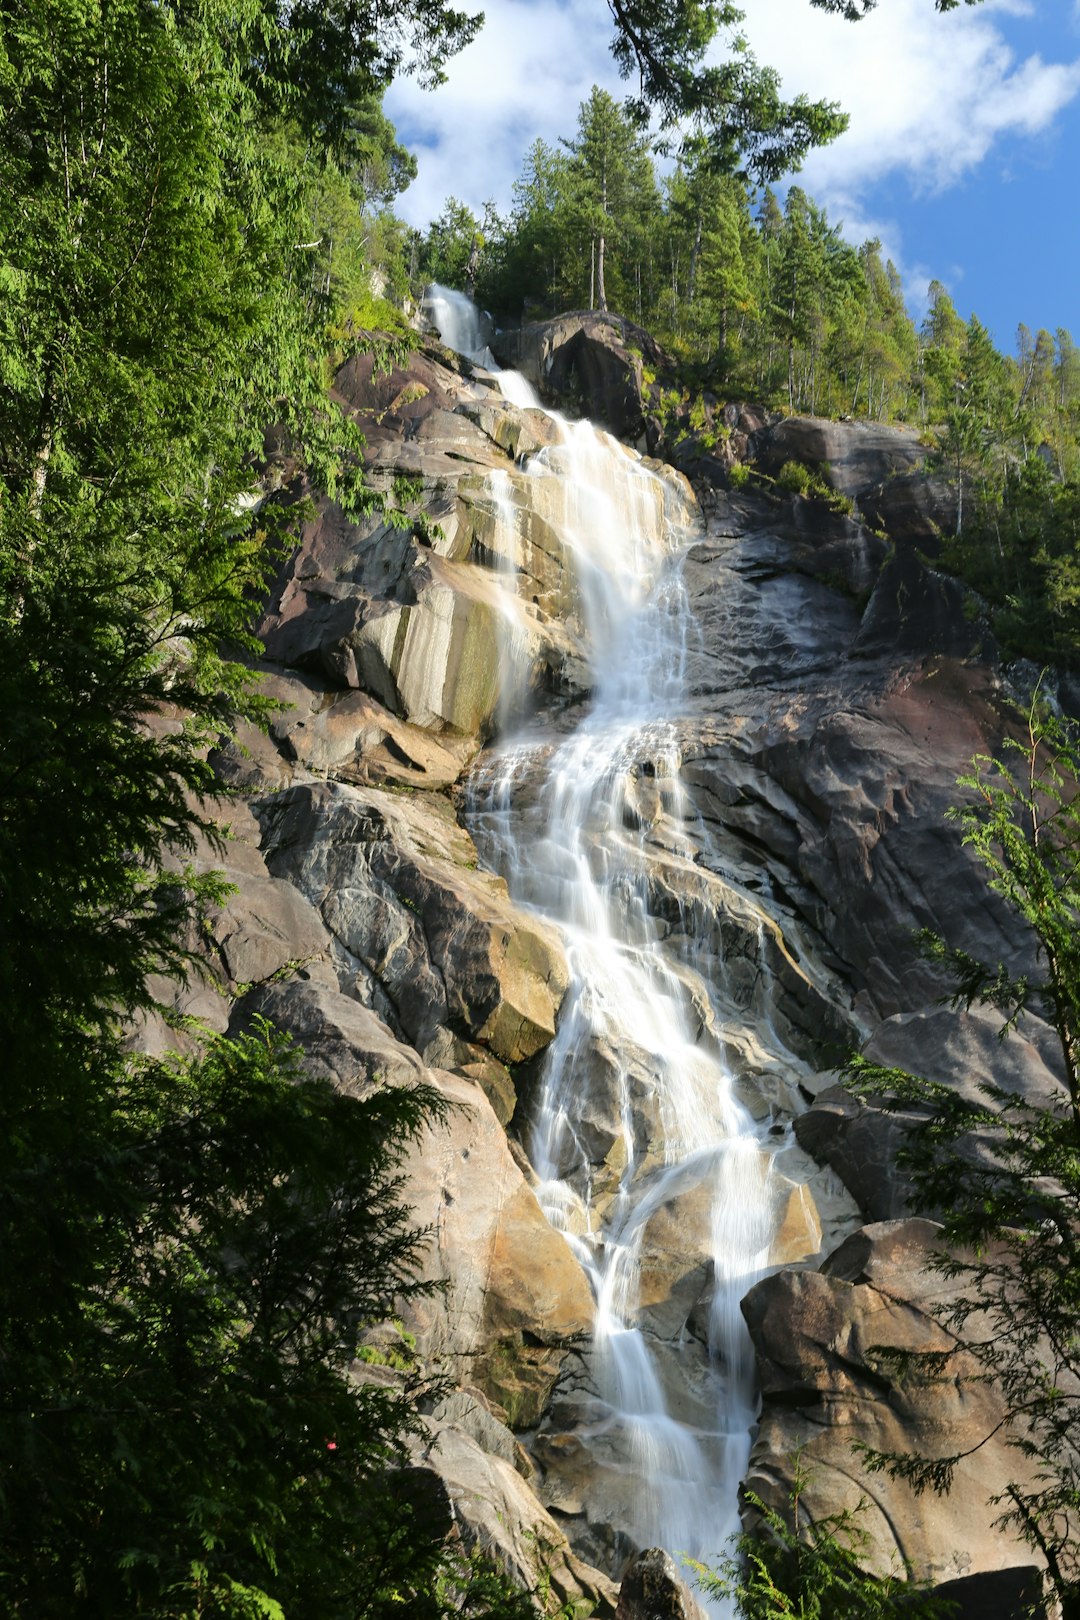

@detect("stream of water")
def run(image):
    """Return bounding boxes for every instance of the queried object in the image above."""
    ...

[427,285,790,1609]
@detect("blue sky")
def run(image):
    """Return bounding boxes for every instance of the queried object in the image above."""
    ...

[385,0,1080,352]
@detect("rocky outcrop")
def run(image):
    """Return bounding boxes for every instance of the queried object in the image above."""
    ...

[615,1549,708,1620]
[255,338,590,745]
[493,312,673,444]
[749,414,926,498]
[253,779,569,1072]
[145,321,1056,1612]
[405,1400,619,1616]
[742,1221,1040,1588]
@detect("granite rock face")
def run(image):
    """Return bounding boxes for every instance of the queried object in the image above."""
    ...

[742,1221,1040,1586]
[493,310,672,443]
[144,324,1057,1613]
[253,338,587,745]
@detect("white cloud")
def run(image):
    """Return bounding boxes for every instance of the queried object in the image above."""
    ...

[741,0,1080,199]
[385,0,624,225]
[386,0,1080,284]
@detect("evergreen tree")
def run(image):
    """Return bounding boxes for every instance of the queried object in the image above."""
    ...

[565,87,657,313]
[0,0,519,1610]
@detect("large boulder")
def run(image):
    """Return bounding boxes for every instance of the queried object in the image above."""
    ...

[407,1407,618,1616]
[749,415,927,500]
[742,1220,1040,1589]
[615,1548,708,1620]
[493,312,673,443]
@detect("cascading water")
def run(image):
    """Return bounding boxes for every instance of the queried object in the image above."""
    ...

[429,293,802,1609]
[422,282,500,371]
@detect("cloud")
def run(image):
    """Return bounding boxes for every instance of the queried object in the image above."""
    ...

[385,0,624,225]
[739,0,1080,195]
[386,0,1080,243]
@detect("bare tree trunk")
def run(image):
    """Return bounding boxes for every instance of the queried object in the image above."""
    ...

[597,167,608,313]
[688,206,703,305]
[589,237,595,311]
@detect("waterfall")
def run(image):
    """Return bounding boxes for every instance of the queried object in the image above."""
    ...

[422,282,500,369]
[429,294,796,1612]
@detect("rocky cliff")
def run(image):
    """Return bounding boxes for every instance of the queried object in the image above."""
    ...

[147,313,1058,1617]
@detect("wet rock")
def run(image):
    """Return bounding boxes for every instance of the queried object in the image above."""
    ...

[636,1154,825,1340]
[254,779,569,1066]
[256,341,587,743]
[615,1548,709,1620]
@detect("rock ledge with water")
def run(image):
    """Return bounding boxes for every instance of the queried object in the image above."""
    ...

[149,303,1057,1615]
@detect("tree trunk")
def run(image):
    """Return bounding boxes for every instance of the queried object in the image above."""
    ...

[688,206,703,305]
[589,237,595,311]
[597,166,608,312]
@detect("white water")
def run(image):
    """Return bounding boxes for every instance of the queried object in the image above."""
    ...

[429,293,789,1608]
[423,281,542,409]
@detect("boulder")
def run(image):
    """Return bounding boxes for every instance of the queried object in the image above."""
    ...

[851,546,987,661]
[742,1219,1041,1589]
[615,1548,709,1620]
[241,666,480,790]
[493,312,673,442]
[749,415,927,500]
[408,1411,618,1616]
[859,467,958,548]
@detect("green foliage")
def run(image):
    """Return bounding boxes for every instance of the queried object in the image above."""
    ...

[690,1451,953,1619]
[0,0,531,1614]
[777,459,815,495]
[846,700,1080,1616]
[417,196,486,290]
[0,1021,463,1614]
[587,0,847,176]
